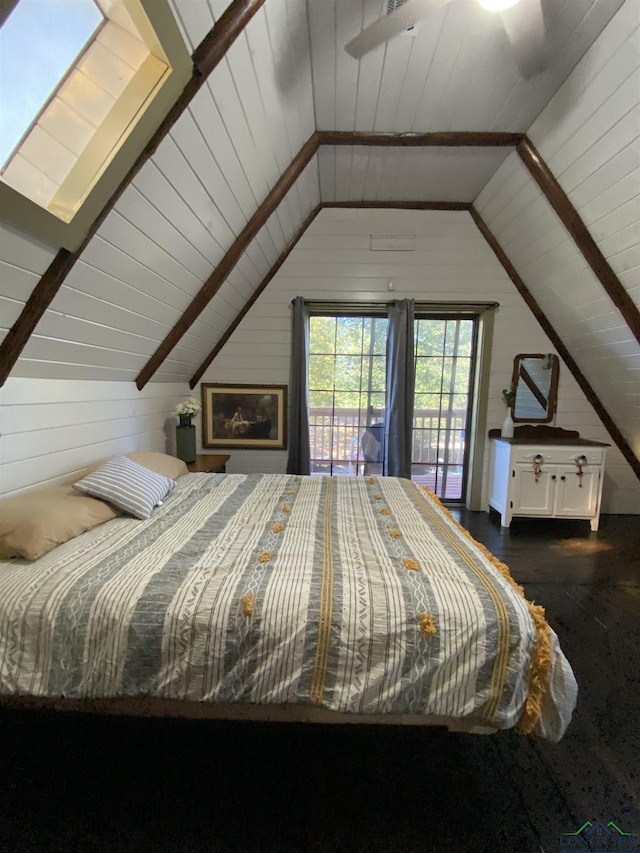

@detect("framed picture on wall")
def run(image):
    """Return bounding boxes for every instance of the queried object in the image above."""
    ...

[201,383,287,450]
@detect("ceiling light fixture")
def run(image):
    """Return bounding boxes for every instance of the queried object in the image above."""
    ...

[478,0,521,11]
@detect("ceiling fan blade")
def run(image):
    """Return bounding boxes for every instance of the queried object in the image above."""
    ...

[345,0,451,59]
[499,0,546,80]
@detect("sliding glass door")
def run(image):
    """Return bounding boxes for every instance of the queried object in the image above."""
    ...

[307,310,477,502]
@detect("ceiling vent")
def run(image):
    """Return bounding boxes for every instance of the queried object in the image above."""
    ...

[370,235,416,251]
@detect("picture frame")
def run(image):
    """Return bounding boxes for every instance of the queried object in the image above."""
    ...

[201,383,287,450]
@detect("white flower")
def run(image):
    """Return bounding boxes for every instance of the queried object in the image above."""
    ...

[175,397,202,417]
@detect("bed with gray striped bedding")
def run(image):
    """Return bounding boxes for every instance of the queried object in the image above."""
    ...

[0,473,577,740]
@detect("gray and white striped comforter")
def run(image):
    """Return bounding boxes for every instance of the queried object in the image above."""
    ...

[0,474,577,740]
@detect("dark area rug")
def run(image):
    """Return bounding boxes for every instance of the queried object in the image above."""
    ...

[1,710,550,853]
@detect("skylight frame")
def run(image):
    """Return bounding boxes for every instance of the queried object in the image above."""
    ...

[0,0,192,252]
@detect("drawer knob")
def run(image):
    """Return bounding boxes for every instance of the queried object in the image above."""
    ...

[551,475,556,481]
[561,475,566,481]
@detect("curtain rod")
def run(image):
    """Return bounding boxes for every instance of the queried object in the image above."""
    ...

[295,299,499,313]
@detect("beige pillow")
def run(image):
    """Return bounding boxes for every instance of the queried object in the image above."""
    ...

[125,451,188,480]
[67,451,189,485]
[0,485,121,561]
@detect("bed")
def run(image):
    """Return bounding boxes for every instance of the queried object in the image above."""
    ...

[0,464,578,741]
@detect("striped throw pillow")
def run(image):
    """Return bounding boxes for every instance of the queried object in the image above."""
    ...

[73,456,176,520]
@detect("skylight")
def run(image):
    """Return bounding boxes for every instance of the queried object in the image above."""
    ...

[0,0,104,167]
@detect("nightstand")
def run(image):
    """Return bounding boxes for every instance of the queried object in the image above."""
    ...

[186,454,230,473]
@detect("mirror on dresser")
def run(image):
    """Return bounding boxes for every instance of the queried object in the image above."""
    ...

[511,353,559,423]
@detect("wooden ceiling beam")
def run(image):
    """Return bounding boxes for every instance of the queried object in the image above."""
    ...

[319,131,525,147]
[323,201,471,210]
[193,0,266,77]
[0,0,267,388]
[470,206,640,480]
[189,204,323,388]
[137,132,320,389]
[517,137,640,345]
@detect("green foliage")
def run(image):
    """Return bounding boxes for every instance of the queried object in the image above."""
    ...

[502,387,517,408]
[309,315,475,405]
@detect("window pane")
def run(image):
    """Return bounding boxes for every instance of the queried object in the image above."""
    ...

[309,390,333,409]
[335,317,364,354]
[309,354,335,389]
[0,0,103,165]
[415,319,446,356]
[334,355,363,391]
[334,390,360,409]
[309,316,335,347]
[415,357,443,390]
[456,321,473,357]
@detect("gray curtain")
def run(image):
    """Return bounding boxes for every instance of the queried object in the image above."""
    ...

[286,297,311,474]
[384,299,415,478]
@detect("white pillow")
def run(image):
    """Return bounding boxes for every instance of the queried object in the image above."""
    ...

[73,456,176,520]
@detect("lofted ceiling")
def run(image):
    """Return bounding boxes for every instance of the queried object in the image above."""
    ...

[0,0,638,472]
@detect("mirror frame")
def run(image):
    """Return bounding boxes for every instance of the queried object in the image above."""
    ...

[511,353,559,423]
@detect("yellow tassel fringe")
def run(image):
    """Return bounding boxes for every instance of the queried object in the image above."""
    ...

[242,592,254,617]
[403,558,419,571]
[419,613,437,636]
[258,551,271,563]
[389,528,401,539]
[282,505,291,513]
[380,508,390,515]
[420,486,552,736]
[273,522,284,533]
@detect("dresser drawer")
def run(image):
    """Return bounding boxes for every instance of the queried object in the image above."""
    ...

[510,446,605,466]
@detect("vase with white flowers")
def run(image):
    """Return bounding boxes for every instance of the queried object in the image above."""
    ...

[175,397,201,463]
[501,387,516,438]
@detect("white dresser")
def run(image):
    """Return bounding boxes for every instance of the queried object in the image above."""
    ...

[488,428,609,531]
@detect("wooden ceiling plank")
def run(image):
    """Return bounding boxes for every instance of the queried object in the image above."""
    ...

[189,204,323,388]
[517,137,640,345]
[470,205,640,480]
[0,0,268,388]
[0,249,76,386]
[136,133,320,389]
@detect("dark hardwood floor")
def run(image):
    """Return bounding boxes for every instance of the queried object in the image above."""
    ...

[1,511,638,853]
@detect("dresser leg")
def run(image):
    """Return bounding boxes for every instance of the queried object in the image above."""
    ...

[590,518,600,532]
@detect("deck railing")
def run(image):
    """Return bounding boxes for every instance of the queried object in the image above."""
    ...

[309,407,467,473]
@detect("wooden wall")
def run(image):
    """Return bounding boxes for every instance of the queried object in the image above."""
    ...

[197,206,640,513]
[0,378,189,497]
[0,2,318,384]
[475,0,640,513]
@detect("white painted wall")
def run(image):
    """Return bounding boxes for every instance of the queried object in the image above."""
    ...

[197,207,639,513]
[475,0,640,513]
[0,378,190,497]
